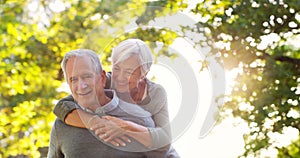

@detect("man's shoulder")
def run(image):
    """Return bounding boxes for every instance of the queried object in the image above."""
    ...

[52,118,69,130]
[118,100,152,117]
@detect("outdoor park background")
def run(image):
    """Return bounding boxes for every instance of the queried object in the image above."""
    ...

[1,0,300,157]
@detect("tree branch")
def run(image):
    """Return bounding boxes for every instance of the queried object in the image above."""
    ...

[274,56,300,65]
[258,52,300,66]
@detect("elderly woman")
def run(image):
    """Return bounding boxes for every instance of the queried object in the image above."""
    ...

[53,39,178,157]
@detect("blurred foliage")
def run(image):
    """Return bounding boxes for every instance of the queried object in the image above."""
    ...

[192,0,300,157]
[1,0,300,157]
[0,0,187,157]
[278,134,300,157]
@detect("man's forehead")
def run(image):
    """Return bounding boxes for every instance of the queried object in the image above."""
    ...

[69,70,95,76]
[67,56,92,67]
[68,55,90,62]
[66,57,97,76]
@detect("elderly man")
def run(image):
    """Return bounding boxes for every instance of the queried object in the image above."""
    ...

[47,49,163,158]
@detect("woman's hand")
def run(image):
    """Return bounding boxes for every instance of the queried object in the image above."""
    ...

[102,116,128,127]
[88,115,131,147]
[101,116,152,147]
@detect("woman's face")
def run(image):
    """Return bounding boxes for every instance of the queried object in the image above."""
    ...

[112,55,142,93]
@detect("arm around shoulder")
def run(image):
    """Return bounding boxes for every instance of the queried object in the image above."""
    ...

[53,95,77,122]
[53,95,95,128]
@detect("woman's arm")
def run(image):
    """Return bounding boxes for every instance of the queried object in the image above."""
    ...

[130,84,172,149]
[53,95,93,128]
[65,108,95,128]
[147,102,171,149]
[53,95,129,146]
[95,85,171,149]
[95,104,170,149]
[127,102,171,149]
[96,116,152,147]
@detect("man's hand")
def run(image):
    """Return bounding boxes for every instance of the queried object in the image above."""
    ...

[88,115,131,147]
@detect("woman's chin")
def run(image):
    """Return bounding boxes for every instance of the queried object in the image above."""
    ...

[115,87,128,93]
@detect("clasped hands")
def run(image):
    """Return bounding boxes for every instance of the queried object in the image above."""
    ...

[88,115,131,147]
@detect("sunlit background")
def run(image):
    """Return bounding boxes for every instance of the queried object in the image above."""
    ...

[151,36,299,157]
[148,37,245,157]
[1,0,300,158]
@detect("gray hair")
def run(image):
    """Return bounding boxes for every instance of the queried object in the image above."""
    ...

[111,39,154,75]
[61,49,102,81]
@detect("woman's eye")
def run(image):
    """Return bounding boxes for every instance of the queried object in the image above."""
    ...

[125,71,132,75]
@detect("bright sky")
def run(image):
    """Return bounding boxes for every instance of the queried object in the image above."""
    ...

[147,37,247,158]
[148,27,300,158]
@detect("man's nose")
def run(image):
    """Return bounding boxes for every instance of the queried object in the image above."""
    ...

[78,79,88,89]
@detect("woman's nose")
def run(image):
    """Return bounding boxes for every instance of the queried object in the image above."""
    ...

[117,71,126,81]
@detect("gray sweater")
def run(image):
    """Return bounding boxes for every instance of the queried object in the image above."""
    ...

[52,79,179,157]
[48,119,146,158]
[48,90,168,157]
[48,119,170,158]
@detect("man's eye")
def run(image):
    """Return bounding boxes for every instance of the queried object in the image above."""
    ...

[70,78,78,83]
[113,67,119,71]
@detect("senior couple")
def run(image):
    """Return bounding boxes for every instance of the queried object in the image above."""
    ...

[47,39,180,158]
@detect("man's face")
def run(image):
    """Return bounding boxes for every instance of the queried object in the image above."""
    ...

[112,55,142,93]
[65,56,105,108]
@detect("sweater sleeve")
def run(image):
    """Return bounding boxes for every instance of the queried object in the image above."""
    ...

[148,103,172,150]
[146,84,172,150]
[53,95,78,122]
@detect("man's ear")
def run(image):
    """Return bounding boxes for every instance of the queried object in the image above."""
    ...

[101,70,107,87]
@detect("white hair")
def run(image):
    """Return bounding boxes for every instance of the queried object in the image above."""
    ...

[61,49,102,81]
[111,39,154,75]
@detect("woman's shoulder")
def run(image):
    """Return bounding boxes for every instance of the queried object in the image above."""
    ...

[142,79,169,116]
[146,79,167,96]
[143,79,168,109]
